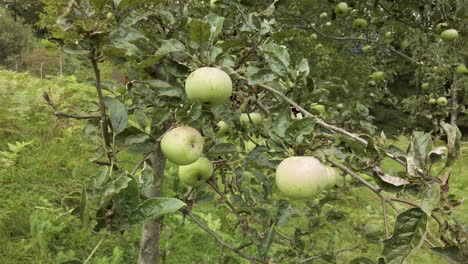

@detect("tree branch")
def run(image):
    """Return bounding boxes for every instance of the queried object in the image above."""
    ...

[299,244,361,263]
[183,210,264,263]
[43,92,100,120]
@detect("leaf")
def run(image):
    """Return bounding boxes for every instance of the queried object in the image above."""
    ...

[275,200,295,226]
[189,19,211,46]
[153,39,186,62]
[63,43,89,55]
[373,167,409,186]
[350,257,376,264]
[441,122,462,167]
[117,0,160,10]
[139,162,154,189]
[297,58,309,76]
[91,166,109,189]
[258,226,276,258]
[247,150,275,169]
[119,10,152,27]
[428,146,447,164]
[128,198,185,225]
[263,43,291,76]
[356,103,369,117]
[110,27,147,43]
[204,14,224,42]
[420,183,440,215]
[285,116,315,143]
[208,143,237,155]
[114,177,139,216]
[272,106,292,137]
[100,175,133,208]
[91,0,109,10]
[245,66,277,85]
[430,246,467,263]
[79,184,89,227]
[104,98,128,134]
[382,208,428,264]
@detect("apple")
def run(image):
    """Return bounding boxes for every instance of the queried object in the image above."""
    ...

[429,98,436,104]
[325,22,332,27]
[275,156,328,199]
[350,9,359,16]
[311,33,318,39]
[353,18,367,30]
[440,29,458,42]
[370,71,385,81]
[311,104,325,114]
[421,83,429,89]
[436,23,448,33]
[106,12,114,20]
[210,0,218,9]
[185,67,233,105]
[325,166,339,187]
[179,157,213,187]
[216,120,230,136]
[437,96,448,106]
[240,113,262,126]
[335,2,349,17]
[456,64,468,75]
[362,45,372,53]
[336,103,345,109]
[385,32,392,39]
[320,12,328,19]
[314,44,323,51]
[161,126,203,165]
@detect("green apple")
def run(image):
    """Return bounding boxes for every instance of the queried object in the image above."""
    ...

[325,21,332,27]
[335,2,349,17]
[275,156,328,199]
[336,103,345,109]
[350,9,359,16]
[385,32,392,39]
[353,18,367,30]
[325,166,339,187]
[311,33,318,39]
[179,157,213,187]
[428,98,436,104]
[421,83,429,89]
[437,96,448,106]
[436,23,448,33]
[210,0,218,9]
[185,67,233,105]
[370,71,385,81]
[314,44,323,51]
[216,120,230,136]
[240,113,262,126]
[161,126,203,165]
[106,12,114,20]
[311,104,325,114]
[320,12,328,19]
[456,64,468,75]
[362,45,372,53]
[440,29,458,42]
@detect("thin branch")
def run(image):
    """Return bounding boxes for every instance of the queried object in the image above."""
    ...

[382,200,390,239]
[183,210,264,263]
[300,244,361,263]
[131,153,151,176]
[208,181,244,224]
[43,92,100,120]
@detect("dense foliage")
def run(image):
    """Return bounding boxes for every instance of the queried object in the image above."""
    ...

[1,0,467,263]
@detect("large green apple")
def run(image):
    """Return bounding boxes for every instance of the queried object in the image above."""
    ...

[335,2,349,17]
[440,29,458,42]
[179,157,213,187]
[161,126,203,165]
[437,97,448,106]
[371,71,385,81]
[275,156,328,199]
[353,18,367,30]
[216,120,230,136]
[240,113,262,126]
[185,67,232,105]
[456,64,468,75]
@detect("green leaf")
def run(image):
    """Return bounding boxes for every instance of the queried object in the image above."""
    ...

[258,226,276,258]
[114,177,139,216]
[350,257,376,264]
[147,39,186,65]
[100,175,133,208]
[128,198,185,225]
[208,143,237,155]
[91,0,109,10]
[204,14,225,42]
[139,162,154,189]
[104,98,128,134]
[420,183,440,215]
[245,66,276,85]
[247,150,275,169]
[441,122,462,167]
[428,146,447,164]
[80,185,89,227]
[134,109,147,130]
[91,166,109,189]
[382,208,428,264]
[430,246,467,263]
[297,58,310,76]
[275,200,294,226]
[285,117,315,143]
[117,0,160,10]
[272,106,292,137]
[189,19,211,46]
[356,103,369,117]
[119,10,152,27]
[263,43,291,76]
[63,43,89,55]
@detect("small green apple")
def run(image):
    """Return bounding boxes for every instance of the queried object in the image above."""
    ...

[161,126,203,165]
[314,44,323,51]
[421,83,429,89]
[336,103,345,109]
[362,45,372,53]
[353,18,367,30]
[437,96,448,106]
[440,29,458,42]
[311,33,317,39]
[370,71,385,81]
[335,2,349,17]
[185,67,233,105]
[216,120,230,136]
[325,21,332,27]
[436,23,448,33]
[106,12,114,20]
[179,157,213,187]
[210,0,218,9]
[240,113,262,126]
[456,64,468,75]
[276,156,328,199]
[320,12,328,19]
[385,32,392,39]
[428,98,436,104]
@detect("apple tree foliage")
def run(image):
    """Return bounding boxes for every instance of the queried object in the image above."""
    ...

[40,0,466,263]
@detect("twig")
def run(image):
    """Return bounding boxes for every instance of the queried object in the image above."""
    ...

[208,181,244,224]
[83,236,106,264]
[43,92,100,120]
[183,210,264,263]
[299,244,361,263]
[382,200,390,239]
[131,153,151,176]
